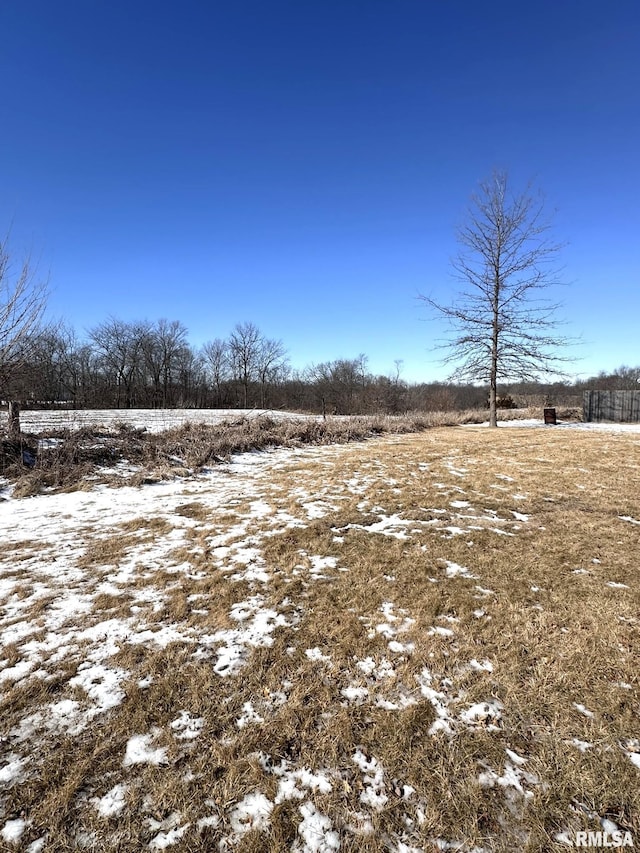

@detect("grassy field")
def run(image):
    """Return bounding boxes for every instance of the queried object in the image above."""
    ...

[0,424,638,851]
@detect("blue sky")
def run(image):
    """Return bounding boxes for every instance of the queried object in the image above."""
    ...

[2,0,638,383]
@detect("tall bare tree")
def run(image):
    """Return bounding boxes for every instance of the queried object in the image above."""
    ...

[141,319,190,407]
[257,337,288,408]
[306,355,372,414]
[229,321,261,408]
[0,235,48,436]
[201,338,230,407]
[88,317,148,408]
[421,170,570,427]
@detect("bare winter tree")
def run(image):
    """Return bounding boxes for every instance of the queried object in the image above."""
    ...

[256,337,288,408]
[421,170,571,427]
[0,235,48,436]
[201,338,230,406]
[229,321,261,408]
[88,317,149,408]
[306,355,372,414]
[141,319,190,407]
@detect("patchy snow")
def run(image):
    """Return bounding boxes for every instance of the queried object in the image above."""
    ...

[373,601,416,641]
[94,783,129,817]
[259,754,333,804]
[341,686,369,703]
[229,792,273,835]
[145,815,190,850]
[297,802,340,852]
[122,732,169,767]
[388,639,415,654]
[443,560,478,580]
[478,754,538,800]
[0,754,30,786]
[308,554,339,575]
[208,595,293,676]
[236,701,265,728]
[460,700,503,731]
[469,659,493,673]
[170,711,204,740]
[1,411,637,850]
[356,656,396,679]
[572,703,595,719]
[18,408,320,434]
[352,750,388,810]
[569,738,594,753]
[305,647,332,663]
[196,814,220,831]
[1,819,28,844]
[428,625,455,638]
[620,740,640,770]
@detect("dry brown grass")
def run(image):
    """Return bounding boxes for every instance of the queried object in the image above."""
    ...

[1,425,638,851]
[0,409,547,496]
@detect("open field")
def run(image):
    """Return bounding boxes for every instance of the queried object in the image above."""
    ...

[1,424,639,851]
[10,408,544,437]
[14,410,319,435]
[1,409,546,498]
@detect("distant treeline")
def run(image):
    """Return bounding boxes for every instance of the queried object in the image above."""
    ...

[9,317,639,415]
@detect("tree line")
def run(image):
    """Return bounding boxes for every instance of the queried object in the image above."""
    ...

[6,311,633,417]
[7,315,467,413]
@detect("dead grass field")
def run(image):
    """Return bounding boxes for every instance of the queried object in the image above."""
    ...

[0,425,638,851]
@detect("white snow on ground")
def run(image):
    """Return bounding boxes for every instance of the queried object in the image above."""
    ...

[443,560,478,580]
[207,594,293,676]
[306,647,332,663]
[93,783,129,817]
[229,792,273,835]
[478,749,539,802]
[11,407,640,444]
[145,815,191,850]
[170,711,204,740]
[1,412,638,849]
[1,818,28,844]
[572,703,595,719]
[16,408,320,434]
[122,732,169,767]
[296,801,340,852]
[352,750,389,810]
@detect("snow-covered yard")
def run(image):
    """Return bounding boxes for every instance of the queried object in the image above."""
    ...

[0,421,638,850]
[16,408,319,435]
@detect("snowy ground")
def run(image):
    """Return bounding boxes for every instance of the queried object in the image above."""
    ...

[15,408,319,434]
[0,420,638,850]
[13,406,640,437]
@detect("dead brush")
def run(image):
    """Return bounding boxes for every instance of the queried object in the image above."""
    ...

[1,408,544,496]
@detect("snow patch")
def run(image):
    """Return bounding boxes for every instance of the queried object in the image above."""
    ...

[123,732,168,767]
[94,783,128,817]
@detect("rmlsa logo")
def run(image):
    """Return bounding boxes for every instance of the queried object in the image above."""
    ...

[574,830,634,848]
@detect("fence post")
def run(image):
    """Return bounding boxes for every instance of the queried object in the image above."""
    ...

[8,401,21,438]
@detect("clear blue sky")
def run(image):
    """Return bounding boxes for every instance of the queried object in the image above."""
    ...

[2,0,638,383]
